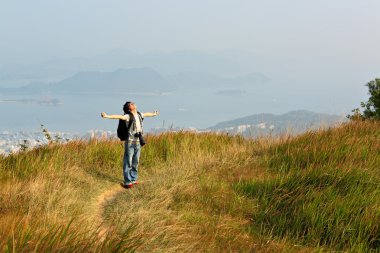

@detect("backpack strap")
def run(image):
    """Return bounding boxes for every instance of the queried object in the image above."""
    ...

[137,112,144,133]
[125,112,134,132]
[125,111,144,133]
[137,111,144,122]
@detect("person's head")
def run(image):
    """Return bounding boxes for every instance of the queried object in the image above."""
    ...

[123,101,137,113]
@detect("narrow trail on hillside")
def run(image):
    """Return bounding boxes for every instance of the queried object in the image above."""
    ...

[95,184,125,240]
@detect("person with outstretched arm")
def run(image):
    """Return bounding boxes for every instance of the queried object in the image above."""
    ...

[101,101,159,189]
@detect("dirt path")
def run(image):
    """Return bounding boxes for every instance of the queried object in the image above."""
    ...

[94,184,125,240]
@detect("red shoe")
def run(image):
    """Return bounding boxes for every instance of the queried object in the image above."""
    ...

[120,183,133,189]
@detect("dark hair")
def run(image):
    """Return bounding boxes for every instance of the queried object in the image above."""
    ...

[123,101,133,114]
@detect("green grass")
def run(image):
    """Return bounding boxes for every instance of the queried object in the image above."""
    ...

[0,121,379,252]
[235,120,380,252]
[264,121,380,173]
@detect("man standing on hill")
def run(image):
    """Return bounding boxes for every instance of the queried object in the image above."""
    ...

[101,101,159,189]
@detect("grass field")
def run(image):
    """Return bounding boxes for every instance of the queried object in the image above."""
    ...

[0,120,379,252]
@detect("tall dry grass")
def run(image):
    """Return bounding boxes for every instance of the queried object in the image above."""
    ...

[0,139,141,252]
[235,120,380,252]
[0,121,379,252]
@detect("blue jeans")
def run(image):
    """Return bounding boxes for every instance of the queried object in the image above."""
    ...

[123,142,141,185]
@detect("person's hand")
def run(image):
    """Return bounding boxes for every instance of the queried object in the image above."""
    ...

[101,112,107,118]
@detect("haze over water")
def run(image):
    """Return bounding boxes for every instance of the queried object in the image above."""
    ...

[1,0,379,133]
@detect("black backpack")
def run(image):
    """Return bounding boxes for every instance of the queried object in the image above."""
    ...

[117,112,143,141]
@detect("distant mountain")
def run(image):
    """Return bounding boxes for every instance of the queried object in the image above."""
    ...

[51,68,171,94]
[0,68,173,95]
[0,49,258,86]
[0,81,50,95]
[0,68,269,95]
[207,110,347,136]
[165,71,269,89]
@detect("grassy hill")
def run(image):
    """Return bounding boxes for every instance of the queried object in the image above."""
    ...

[0,120,379,252]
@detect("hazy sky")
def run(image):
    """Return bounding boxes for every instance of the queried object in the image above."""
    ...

[0,0,379,130]
[1,0,379,108]
[1,0,379,65]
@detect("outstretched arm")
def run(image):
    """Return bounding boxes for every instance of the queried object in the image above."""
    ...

[101,112,126,120]
[143,110,159,117]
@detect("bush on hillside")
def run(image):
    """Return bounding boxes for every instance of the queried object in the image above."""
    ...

[348,78,380,120]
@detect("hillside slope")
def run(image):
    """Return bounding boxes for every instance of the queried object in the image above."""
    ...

[0,121,379,252]
[208,110,346,136]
